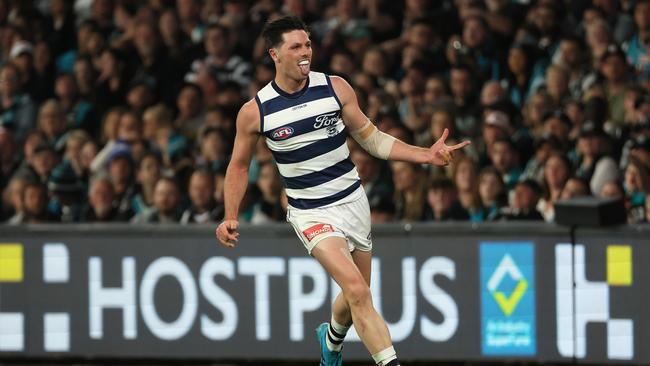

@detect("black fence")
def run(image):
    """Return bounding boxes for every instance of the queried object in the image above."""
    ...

[0,223,647,364]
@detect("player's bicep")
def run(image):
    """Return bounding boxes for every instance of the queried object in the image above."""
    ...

[330,76,370,132]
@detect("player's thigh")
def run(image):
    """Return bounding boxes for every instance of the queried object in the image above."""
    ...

[352,250,372,286]
[312,236,367,292]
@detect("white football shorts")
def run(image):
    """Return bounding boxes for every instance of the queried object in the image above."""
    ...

[286,192,373,255]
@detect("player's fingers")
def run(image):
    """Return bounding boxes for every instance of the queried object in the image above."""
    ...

[227,221,239,230]
[448,140,471,150]
[437,128,449,144]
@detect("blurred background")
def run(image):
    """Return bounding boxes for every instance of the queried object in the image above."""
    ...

[0,0,649,226]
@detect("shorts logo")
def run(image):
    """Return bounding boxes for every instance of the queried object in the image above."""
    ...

[272,127,294,140]
[302,224,334,241]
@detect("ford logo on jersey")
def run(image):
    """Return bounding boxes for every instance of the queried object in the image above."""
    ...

[313,112,340,129]
[272,126,294,140]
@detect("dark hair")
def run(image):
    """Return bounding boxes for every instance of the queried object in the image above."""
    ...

[205,22,230,38]
[429,177,457,191]
[261,16,309,49]
[179,82,203,98]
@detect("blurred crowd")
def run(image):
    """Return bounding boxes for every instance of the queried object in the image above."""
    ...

[1,0,650,225]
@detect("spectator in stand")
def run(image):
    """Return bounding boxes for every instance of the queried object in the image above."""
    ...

[185,23,252,89]
[196,126,230,172]
[0,127,19,189]
[32,41,56,104]
[502,43,535,107]
[0,63,37,143]
[623,157,650,223]
[452,156,482,222]
[574,121,620,196]
[537,152,572,222]
[425,177,469,221]
[132,176,183,223]
[488,137,522,191]
[62,129,92,183]
[523,90,554,138]
[494,179,544,221]
[175,82,205,140]
[80,176,132,222]
[478,166,507,221]
[351,148,393,211]
[106,145,136,218]
[542,110,573,149]
[3,177,28,224]
[19,182,52,224]
[95,48,129,117]
[391,161,428,222]
[13,143,58,185]
[46,160,84,222]
[36,99,68,149]
[132,152,161,216]
[142,103,174,147]
[181,169,223,224]
[520,134,565,184]
[560,177,592,200]
[625,1,650,80]
[249,162,284,224]
[53,73,95,133]
[449,64,481,138]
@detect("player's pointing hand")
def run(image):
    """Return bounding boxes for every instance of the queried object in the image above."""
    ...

[429,128,471,166]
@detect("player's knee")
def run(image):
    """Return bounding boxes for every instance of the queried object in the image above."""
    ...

[344,281,371,308]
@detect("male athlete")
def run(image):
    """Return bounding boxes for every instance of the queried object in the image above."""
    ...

[216,16,469,366]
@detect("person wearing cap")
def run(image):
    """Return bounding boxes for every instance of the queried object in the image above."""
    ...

[10,142,59,185]
[46,160,84,222]
[574,120,620,196]
[10,41,36,95]
[107,144,137,218]
[479,109,513,166]
[0,63,37,143]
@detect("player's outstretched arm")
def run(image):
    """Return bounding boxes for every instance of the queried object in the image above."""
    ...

[215,99,260,248]
[330,76,470,167]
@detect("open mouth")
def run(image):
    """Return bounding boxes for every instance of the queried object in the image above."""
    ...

[298,59,310,75]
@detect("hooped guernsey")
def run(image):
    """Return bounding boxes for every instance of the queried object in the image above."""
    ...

[255,71,363,210]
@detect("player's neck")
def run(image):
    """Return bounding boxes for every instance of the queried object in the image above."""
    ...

[274,75,308,94]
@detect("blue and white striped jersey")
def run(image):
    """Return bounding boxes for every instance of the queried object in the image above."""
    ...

[256,72,362,210]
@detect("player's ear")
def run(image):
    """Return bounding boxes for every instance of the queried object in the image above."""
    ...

[268,47,279,63]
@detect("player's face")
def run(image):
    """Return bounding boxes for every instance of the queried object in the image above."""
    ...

[272,30,312,81]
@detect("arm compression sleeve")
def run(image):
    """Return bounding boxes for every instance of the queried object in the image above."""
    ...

[349,120,396,160]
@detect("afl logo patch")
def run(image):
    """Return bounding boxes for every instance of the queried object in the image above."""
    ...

[272,126,294,140]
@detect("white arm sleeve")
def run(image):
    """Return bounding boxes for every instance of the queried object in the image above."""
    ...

[350,120,396,160]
